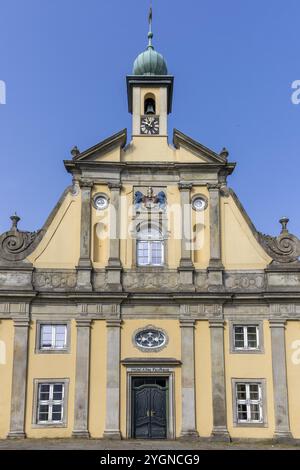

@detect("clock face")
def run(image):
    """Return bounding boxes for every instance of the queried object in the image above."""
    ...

[140,116,159,135]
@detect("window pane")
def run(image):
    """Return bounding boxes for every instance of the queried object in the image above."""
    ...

[38,404,49,422]
[247,327,258,348]
[137,241,149,265]
[38,412,49,422]
[40,325,52,348]
[237,404,248,421]
[150,241,163,265]
[249,384,259,400]
[236,384,246,400]
[234,327,245,348]
[53,384,63,401]
[39,384,50,400]
[250,403,261,421]
[54,326,66,348]
[52,404,62,421]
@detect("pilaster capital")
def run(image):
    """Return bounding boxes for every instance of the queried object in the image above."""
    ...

[179,319,196,328]
[178,182,193,191]
[75,319,93,328]
[269,319,287,329]
[207,183,221,191]
[12,318,30,327]
[78,178,94,189]
[106,319,122,328]
[108,182,122,191]
[209,319,225,329]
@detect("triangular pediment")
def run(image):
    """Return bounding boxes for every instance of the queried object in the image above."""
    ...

[173,129,227,164]
[70,129,127,162]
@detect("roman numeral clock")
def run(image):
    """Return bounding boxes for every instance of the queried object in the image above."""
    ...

[140,116,160,135]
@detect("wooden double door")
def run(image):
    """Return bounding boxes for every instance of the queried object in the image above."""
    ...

[132,377,168,439]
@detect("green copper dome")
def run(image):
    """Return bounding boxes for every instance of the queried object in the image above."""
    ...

[132,9,168,76]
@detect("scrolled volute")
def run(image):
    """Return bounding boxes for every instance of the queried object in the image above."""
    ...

[258,217,300,264]
[0,214,43,262]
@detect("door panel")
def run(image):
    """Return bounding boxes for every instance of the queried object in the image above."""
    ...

[134,387,151,438]
[133,378,167,439]
[150,387,167,438]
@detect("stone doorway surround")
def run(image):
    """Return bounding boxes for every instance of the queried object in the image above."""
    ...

[121,358,181,440]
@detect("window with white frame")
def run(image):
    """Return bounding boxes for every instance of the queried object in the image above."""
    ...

[235,382,263,424]
[137,225,164,266]
[37,382,65,424]
[234,325,259,350]
[40,324,67,350]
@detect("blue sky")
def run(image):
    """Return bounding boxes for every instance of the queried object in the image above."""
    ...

[0,0,299,236]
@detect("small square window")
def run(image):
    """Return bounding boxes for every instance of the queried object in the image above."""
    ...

[37,323,70,353]
[232,324,262,353]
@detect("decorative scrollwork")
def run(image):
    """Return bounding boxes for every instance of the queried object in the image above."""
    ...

[258,217,300,264]
[0,214,42,262]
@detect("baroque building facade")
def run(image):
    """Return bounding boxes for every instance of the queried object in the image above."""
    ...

[1,16,300,442]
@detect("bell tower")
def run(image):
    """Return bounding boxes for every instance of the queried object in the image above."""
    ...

[126,8,174,137]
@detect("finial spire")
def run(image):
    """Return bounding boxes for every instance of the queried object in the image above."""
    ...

[10,212,20,231]
[147,3,154,49]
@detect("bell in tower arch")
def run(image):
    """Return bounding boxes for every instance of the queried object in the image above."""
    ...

[144,97,156,115]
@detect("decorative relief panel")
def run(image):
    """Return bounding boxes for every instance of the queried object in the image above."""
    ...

[225,272,265,291]
[34,271,77,290]
[123,271,178,291]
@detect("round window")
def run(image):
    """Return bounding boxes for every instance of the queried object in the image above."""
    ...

[192,195,208,212]
[93,194,109,210]
[135,328,166,350]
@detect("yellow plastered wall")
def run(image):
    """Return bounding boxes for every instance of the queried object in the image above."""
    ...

[124,136,175,162]
[221,195,271,269]
[286,321,300,438]
[93,146,121,162]
[120,319,182,438]
[25,320,77,438]
[224,320,275,438]
[191,186,210,269]
[195,321,213,436]
[89,320,107,438]
[92,185,109,267]
[123,136,209,163]
[0,320,13,438]
[28,191,81,269]
[175,146,208,163]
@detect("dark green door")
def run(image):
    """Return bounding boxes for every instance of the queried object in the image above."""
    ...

[132,377,167,439]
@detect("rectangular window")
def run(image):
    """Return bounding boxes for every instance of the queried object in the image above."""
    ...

[37,382,65,424]
[137,241,164,266]
[235,382,263,424]
[40,324,67,350]
[234,325,259,350]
